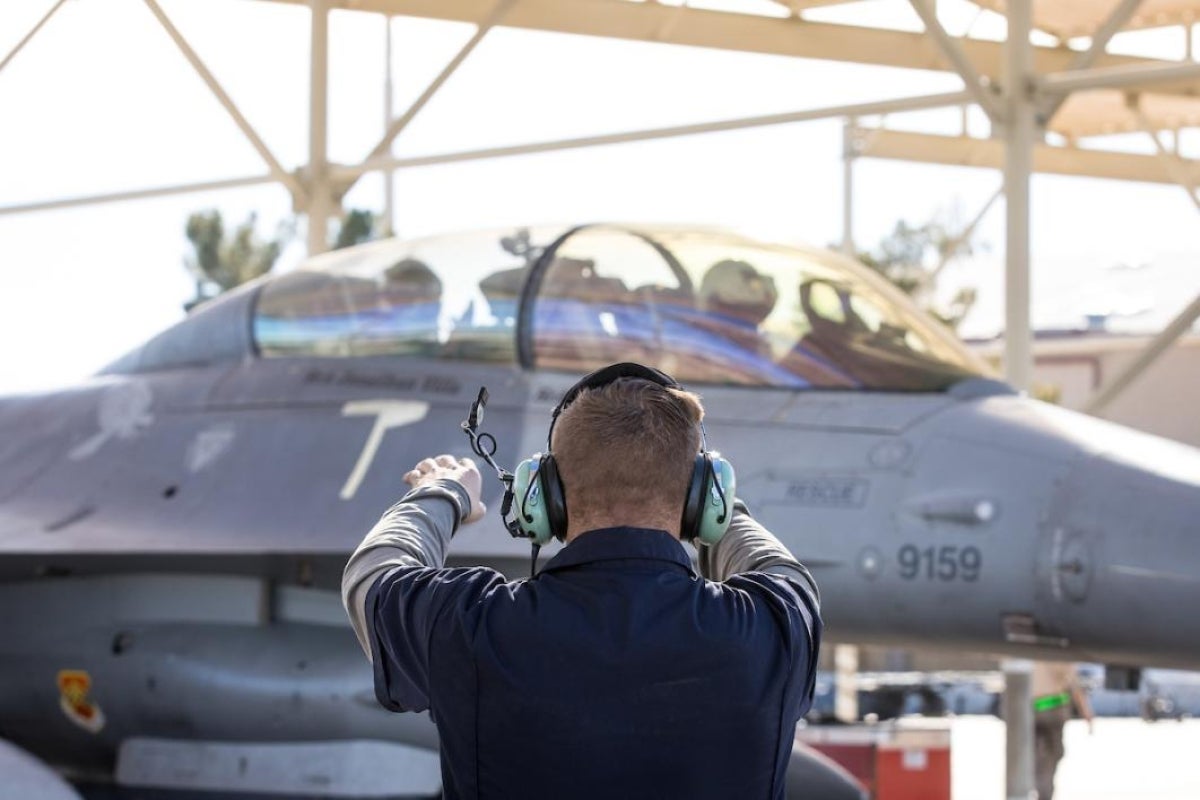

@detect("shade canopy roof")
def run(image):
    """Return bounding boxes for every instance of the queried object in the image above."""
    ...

[1053,89,1200,137]
[5,0,1200,214]
[972,0,1200,38]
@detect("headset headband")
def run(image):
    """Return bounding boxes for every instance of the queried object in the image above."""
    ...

[547,362,683,448]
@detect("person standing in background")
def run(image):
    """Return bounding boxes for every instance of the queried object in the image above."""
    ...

[1032,661,1095,799]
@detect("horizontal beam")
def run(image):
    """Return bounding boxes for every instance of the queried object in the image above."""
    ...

[0,174,278,217]
[333,90,973,179]
[2,91,969,219]
[858,128,1200,186]
[1040,59,1200,95]
[766,0,858,14]
[255,0,1200,100]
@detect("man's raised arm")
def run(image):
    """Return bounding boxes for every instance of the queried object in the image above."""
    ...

[341,455,484,660]
[696,499,820,609]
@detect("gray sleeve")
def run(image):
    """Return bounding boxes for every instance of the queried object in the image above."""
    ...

[341,479,472,660]
[696,501,820,609]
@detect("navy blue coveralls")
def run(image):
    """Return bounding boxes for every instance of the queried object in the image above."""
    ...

[364,520,821,799]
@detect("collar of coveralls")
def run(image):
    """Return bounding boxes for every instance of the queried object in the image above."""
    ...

[537,527,699,578]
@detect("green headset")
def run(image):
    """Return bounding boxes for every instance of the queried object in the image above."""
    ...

[510,363,736,547]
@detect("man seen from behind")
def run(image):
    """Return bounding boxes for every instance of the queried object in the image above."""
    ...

[342,366,822,799]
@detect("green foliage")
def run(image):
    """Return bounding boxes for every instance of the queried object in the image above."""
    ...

[184,210,290,310]
[181,207,386,310]
[333,208,379,250]
[855,212,984,331]
[1032,383,1062,404]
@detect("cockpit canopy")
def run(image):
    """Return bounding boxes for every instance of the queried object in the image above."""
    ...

[252,225,987,391]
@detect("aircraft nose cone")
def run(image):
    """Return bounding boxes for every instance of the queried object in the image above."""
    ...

[1040,409,1200,668]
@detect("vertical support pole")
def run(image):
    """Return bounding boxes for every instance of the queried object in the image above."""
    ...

[841,117,857,257]
[1187,23,1194,62]
[382,14,396,237]
[1004,0,1034,392]
[1004,5,1036,795]
[307,0,333,256]
[1004,659,1036,800]
[833,644,859,723]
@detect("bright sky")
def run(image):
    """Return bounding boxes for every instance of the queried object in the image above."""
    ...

[2,0,1199,394]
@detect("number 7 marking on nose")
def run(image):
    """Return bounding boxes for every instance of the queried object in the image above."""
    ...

[341,400,430,500]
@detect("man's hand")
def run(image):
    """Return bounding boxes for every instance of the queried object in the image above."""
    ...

[404,454,486,523]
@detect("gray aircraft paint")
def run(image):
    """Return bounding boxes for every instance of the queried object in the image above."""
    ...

[1,224,1195,799]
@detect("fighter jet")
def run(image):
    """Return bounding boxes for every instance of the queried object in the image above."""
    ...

[1,223,1197,799]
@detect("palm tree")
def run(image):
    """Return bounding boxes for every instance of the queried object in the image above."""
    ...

[333,208,379,250]
[182,207,385,310]
[183,210,289,311]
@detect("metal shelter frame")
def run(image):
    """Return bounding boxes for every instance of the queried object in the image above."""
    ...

[2,0,1198,412]
[4,2,1200,793]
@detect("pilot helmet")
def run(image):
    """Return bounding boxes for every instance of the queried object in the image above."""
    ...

[699,259,779,325]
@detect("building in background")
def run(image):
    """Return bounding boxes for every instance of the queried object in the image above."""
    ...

[972,332,1200,448]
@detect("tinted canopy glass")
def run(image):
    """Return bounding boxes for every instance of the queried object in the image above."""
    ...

[525,226,988,391]
[253,229,548,362]
[252,225,988,392]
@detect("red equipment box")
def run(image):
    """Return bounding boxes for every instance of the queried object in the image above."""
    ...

[796,722,951,800]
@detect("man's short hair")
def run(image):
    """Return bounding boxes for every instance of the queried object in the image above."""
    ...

[551,377,704,523]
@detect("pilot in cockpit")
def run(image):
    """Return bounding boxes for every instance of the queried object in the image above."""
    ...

[795,278,954,389]
[699,259,778,329]
[666,259,796,384]
[697,261,855,388]
[361,258,443,347]
[379,258,442,307]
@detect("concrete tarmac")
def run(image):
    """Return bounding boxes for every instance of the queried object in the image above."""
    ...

[54,717,1200,799]
[950,716,1200,799]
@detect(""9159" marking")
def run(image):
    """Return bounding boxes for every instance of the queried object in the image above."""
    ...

[898,544,981,582]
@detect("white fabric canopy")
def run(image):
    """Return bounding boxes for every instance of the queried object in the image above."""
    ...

[971,0,1200,38]
[1053,89,1200,136]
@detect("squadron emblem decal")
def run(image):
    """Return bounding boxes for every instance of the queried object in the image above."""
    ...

[57,670,106,733]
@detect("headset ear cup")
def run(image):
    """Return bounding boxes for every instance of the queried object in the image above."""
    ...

[513,456,556,546]
[680,454,710,541]
[696,456,736,546]
[539,453,569,542]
